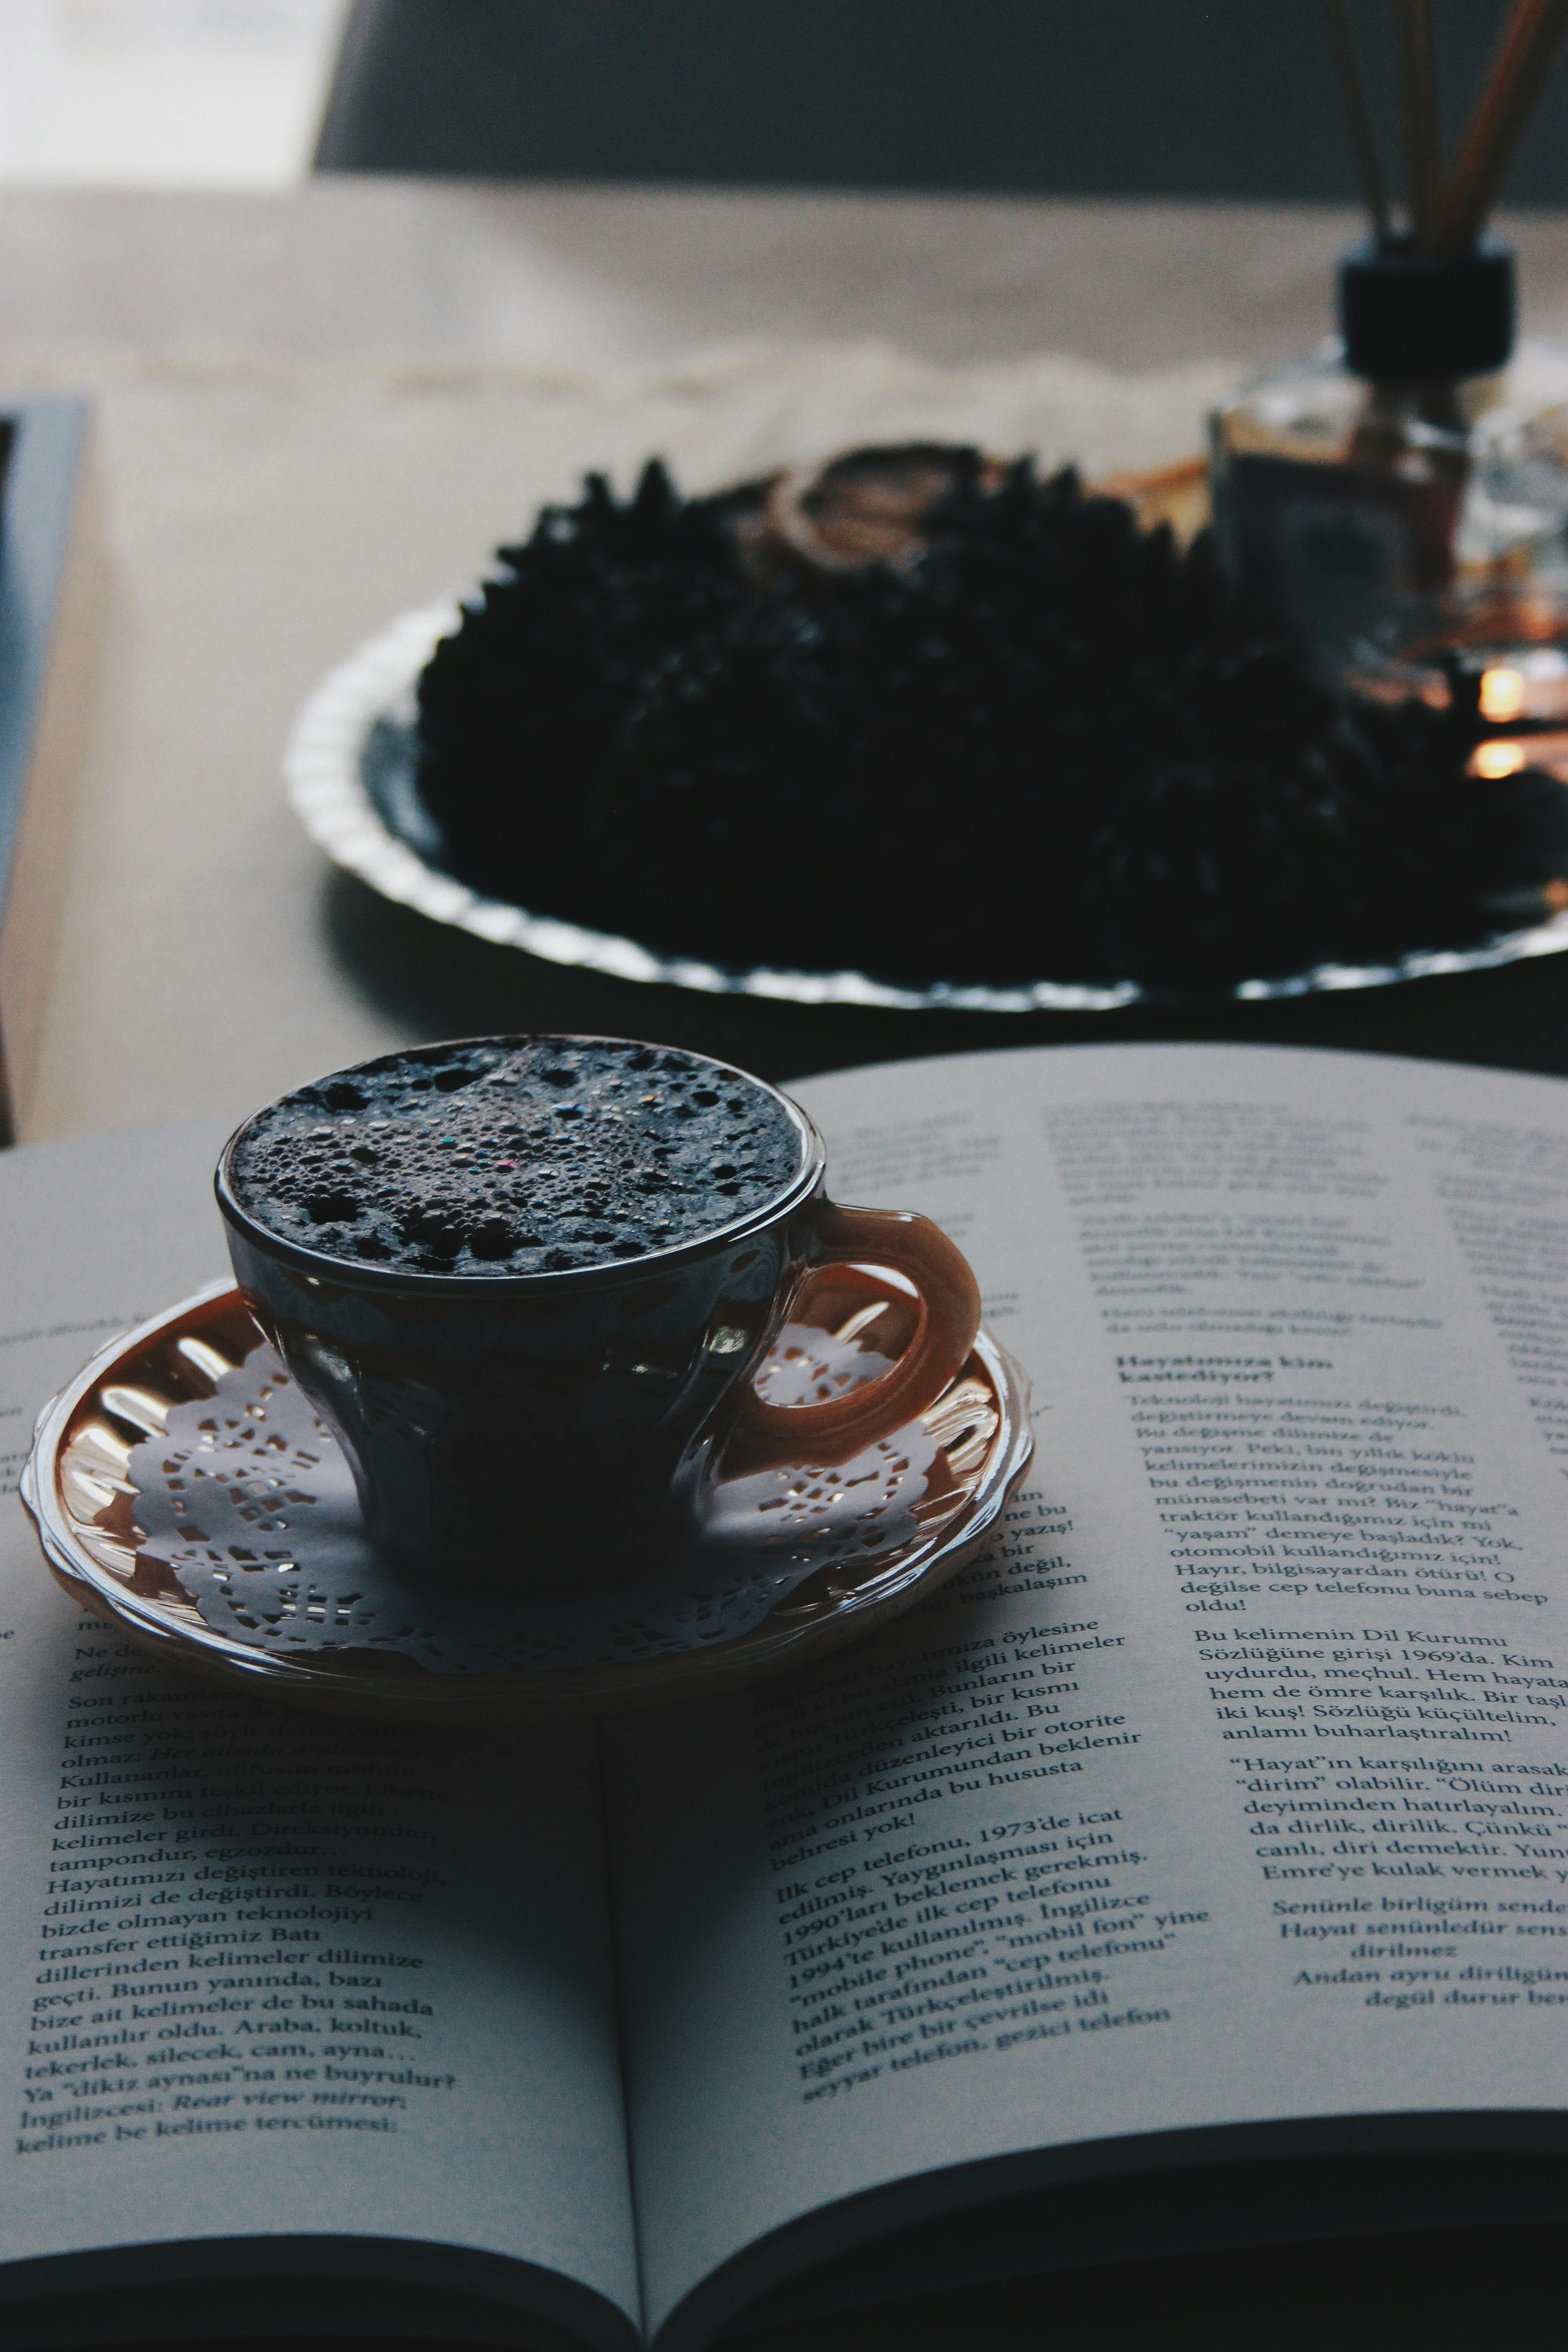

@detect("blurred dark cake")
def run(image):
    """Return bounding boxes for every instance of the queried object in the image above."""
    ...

[413,445,1568,993]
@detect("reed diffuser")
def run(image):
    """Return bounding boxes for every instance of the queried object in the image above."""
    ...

[1211,0,1568,660]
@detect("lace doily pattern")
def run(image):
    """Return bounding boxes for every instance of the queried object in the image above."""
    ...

[28,1282,1030,1718]
[128,1328,940,1675]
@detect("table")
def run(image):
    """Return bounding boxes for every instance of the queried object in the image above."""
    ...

[6,181,1568,2347]
[8,179,1568,1143]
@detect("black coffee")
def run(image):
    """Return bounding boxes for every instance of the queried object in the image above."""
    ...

[228,1039,805,1275]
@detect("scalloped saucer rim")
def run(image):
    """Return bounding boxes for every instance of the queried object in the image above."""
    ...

[23,1281,1034,1723]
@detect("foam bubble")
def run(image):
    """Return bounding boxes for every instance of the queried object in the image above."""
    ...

[230,1039,804,1274]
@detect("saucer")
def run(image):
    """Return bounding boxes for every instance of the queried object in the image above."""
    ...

[22,1282,1034,1723]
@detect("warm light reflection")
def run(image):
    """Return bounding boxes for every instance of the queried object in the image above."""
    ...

[1470,738,1529,779]
[1480,665,1528,722]
[1467,730,1568,784]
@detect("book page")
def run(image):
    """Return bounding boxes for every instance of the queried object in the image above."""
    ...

[0,1123,640,2352]
[607,1044,1568,2345]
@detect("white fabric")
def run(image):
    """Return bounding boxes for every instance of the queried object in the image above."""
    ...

[14,337,1233,1141]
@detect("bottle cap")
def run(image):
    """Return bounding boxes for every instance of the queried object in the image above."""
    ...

[1338,237,1515,382]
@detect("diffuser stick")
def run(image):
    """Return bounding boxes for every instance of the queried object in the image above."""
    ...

[1437,0,1568,251]
[1395,0,1443,247]
[1323,0,1391,238]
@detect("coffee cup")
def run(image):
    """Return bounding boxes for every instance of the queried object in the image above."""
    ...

[215,1035,981,1582]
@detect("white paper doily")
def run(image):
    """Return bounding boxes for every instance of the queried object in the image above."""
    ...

[128,1332,941,1675]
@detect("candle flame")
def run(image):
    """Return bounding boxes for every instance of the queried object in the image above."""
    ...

[1480,665,1528,722]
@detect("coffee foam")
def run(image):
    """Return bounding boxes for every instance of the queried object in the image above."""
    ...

[229,1040,804,1275]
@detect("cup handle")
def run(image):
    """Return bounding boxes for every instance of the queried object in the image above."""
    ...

[728,1201,983,1471]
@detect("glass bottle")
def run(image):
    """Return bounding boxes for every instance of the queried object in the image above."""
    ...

[1210,238,1568,666]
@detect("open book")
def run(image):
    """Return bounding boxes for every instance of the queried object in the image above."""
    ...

[3,1042,1567,2348]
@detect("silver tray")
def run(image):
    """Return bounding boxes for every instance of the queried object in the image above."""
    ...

[284,599,1568,1014]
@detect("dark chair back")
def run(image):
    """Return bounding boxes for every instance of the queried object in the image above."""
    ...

[314,0,1568,202]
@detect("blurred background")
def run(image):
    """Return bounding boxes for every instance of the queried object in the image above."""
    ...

[4,0,1567,201]
[9,1,1568,1151]
[0,0,349,186]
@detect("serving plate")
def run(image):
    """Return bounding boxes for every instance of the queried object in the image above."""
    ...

[284,598,1568,1013]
